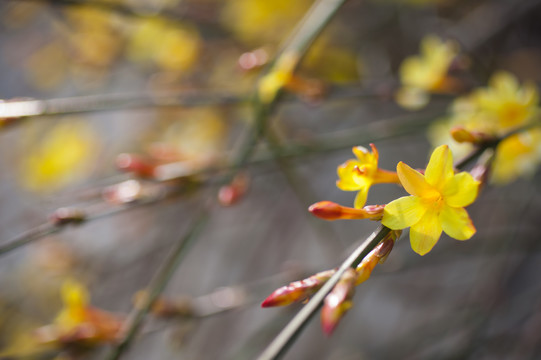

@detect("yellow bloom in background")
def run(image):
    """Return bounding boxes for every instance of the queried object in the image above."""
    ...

[221,0,312,45]
[382,145,479,255]
[441,72,538,137]
[337,144,399,209]
[470,71,539,133]
[152,107,226,163]
[301,34,360,83]
[22,120,98,192]
[63,7,123,68]
[127,18,200,72]
[396,35,459,109]
[258,52,299,103]
[491,128,541,185]
[55,280,89,331]
[35,280,123,346]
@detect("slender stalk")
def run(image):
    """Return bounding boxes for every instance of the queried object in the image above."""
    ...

[256,226,391,360]
[0,92,246,120]
[106,209,210,360]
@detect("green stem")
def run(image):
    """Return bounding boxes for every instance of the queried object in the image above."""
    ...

[256,226,391,360]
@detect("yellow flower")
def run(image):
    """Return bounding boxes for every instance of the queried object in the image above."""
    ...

[336,144,399,209]
[400,35,458,91]
[22,120,98,192]
[220,0,311,45]
[491,128,541,185]
[127,18,200,72]
[36,280,123,346]
[55,279,89,330]
[470,71,539,133]
[258,52,299,103]
[382,145,479,255]
[396,35,459,109]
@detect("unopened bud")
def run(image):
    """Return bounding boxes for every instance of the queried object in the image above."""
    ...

[261,269,335,308]
[321,268,356,336]
[50,207,86,226]
[355,231,399,285]
[116,153,156,178]
[218,173,250,206]
[102,180,159,205]
[308,201,384,221]
[450,126,494,144]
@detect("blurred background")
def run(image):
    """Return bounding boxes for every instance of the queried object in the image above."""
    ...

[1,0,541,359]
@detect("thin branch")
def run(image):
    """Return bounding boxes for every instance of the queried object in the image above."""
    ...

[256,138,494,360]
[0,91,246,120]
[106,209,210,360]
[256,225,391,360]
[0,108,442,257]
[105,0,351,357]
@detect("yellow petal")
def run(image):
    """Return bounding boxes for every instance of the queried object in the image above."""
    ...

[443,172,479,207]
[354,187,369,209]
[425,145,454,189]
[382,196,427,229]
[440,205,476,240]
[61,279,89,309]
[409,209,442,255]
[397,162,438,198]
[336,160,362,191]
[352,145,377,166]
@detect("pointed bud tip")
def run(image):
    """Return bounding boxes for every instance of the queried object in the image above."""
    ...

[308,201,343,220]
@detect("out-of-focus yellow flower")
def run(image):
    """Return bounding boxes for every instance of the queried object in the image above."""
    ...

[35,280,123,346]
[336,144,399,209]
[63,7,123,68]
[221,0,312,45]
[25,42,69,91]
[470,72,539,133]
[127,18,200,72]
[55,280,89,330]
[429,72,540,185]
[22,120,98,192]
[396,35,459,109]
[382,145,479,255]
[152,107,226,163]
[302,34,360,83]
[258,52,299,103]
[441,72,538,136]
[491,128,541,185]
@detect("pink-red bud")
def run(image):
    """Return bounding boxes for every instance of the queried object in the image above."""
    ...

[261,269,335,308]
[321,268,356,335]
[308,201,384,221]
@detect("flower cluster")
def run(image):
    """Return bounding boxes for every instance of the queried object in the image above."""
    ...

[263,143,481,334]
[262,230,399,334]
[430,71,541,184]
[396,35,461,109]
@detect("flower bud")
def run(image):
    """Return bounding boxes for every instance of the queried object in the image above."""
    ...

[308,201,384,221]
[50,207,86,226]
[321,268,356,335]
[116,153,156,178]
[450,126,494,144]
[218,173,250,206]
[355,231,399,285]
[261,269,335,308]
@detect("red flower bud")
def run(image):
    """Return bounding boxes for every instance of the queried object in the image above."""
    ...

[321,268,356,335]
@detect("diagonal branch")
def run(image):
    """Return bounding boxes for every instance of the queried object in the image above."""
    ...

[256,225,391,360]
